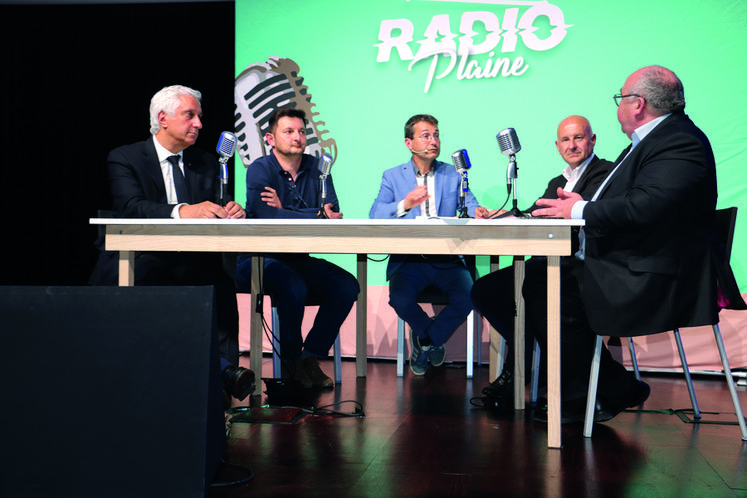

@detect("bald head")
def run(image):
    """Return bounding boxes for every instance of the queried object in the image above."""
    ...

[555,115,596,169]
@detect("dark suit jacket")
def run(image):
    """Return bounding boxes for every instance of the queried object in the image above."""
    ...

[582,112,719,336]
[90,137,228,285]
[108,137,226,218]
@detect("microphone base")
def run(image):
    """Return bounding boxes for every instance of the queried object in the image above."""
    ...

[494,207,527,219]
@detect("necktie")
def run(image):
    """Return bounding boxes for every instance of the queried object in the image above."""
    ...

[167,155,190,204]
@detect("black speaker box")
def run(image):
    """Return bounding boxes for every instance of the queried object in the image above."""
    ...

[0,286,225,497]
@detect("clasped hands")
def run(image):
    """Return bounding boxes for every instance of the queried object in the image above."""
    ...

[179,200,246,219]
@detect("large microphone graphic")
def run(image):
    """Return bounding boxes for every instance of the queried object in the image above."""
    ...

[495,128,526,218]
[451,149,471,218]
[317,152,334,218]
[216,131,238,206]
[234,56,337,167]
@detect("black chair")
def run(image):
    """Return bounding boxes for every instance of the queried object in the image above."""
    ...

[583,207,747,439]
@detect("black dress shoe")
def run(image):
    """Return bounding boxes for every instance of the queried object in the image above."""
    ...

[597,379,652,421]
[482,370,513,399]
[223,366,256,401]
[534,397,613,425]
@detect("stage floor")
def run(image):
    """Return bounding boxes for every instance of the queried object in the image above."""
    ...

[210,356,747,497]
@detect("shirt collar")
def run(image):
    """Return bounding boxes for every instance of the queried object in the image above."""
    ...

[153,135,181,163]
[631,113,670,149]
[562,152,595,182]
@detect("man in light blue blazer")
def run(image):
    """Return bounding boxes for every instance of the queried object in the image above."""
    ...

[370,114,490,375]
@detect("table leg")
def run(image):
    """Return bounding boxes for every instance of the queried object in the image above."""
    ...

[250,255,264,381]
[513,256,526,411]
[118,251,134,286]
[547,255,562,448]
[356,254,368,377]
[488,256,501,381]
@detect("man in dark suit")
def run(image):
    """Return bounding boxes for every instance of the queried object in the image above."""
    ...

[105,85,255,404]
[532,65,718,422]
[472,115,613,406]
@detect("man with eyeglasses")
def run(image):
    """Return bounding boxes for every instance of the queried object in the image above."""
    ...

[370,114,491,375]
[235,107,359,389]
[530,65,718,423]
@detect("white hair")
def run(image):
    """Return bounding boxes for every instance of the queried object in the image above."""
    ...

[148,85,202,135]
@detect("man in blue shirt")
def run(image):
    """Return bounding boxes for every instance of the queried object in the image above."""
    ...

[235,108,359,389]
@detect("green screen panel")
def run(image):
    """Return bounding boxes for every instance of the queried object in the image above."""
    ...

[235,0,747,288]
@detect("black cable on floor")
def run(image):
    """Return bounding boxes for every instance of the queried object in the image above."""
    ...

[210,458,255,488]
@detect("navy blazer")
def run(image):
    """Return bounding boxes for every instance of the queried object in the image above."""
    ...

[582,113,719,336]
[108,137,225,218]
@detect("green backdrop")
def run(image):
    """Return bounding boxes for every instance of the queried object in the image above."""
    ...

[235,0,747,289]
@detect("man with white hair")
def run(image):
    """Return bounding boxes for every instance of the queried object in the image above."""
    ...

[104,85,255,406]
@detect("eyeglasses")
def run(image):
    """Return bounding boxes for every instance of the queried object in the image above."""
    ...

[415,133,440,142]
[613,93,645,106]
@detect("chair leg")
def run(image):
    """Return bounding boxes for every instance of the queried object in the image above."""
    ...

[712,323,747,440]
[333,335,342,384]
[495,335,506,378]
[530,339,541,403]
[673,328,701,419]
[271,306,282,379]
[626,337,642,381]
[397,317,405,377]
[466,311,475,379]
[475,311,482,368]
[584,335,604,438]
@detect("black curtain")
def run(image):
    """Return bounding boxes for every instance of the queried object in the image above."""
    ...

[0,1,235,285]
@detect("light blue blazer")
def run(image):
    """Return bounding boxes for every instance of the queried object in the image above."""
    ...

[369,158,480,278]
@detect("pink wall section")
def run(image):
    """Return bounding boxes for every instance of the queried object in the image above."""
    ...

[238,287,747,372]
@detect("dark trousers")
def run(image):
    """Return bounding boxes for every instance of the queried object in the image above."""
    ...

[236,254,359,362]
[522,257,639,405]
[388,257,474,347]
[470,257,545,378]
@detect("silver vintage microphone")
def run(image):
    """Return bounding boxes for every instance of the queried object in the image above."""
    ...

[216,131,238,206]
[495,128,526,218]
[451,149,472,218]
[317,153,334,218]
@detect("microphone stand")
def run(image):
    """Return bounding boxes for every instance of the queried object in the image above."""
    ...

[458,171,470,218]
[318,175,328,219]
[495,154,526,218]
[219,161,228,207]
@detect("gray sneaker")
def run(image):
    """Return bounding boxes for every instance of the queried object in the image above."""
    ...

[409,332,430,375]
[428,342,446,367]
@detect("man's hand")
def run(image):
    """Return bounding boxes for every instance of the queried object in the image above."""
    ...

[474,206,491,219]
[260,186,283,209]
[403,185,430,211]
[322,203,343,219]
[532,188,583,219]
[224,201,246,219]
[179,201,233,219]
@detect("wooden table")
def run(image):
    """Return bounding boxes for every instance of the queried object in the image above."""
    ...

[91,217,582,448]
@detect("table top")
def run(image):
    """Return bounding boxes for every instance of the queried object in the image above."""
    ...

[91,217,584,256]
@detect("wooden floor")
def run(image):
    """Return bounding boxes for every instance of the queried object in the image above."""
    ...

[209,356,747,498]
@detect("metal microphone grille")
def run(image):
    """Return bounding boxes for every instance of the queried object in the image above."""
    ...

[217,131,238,158]
[496,128,521,156]
[451,149,471,173]
[318,153,333,177]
